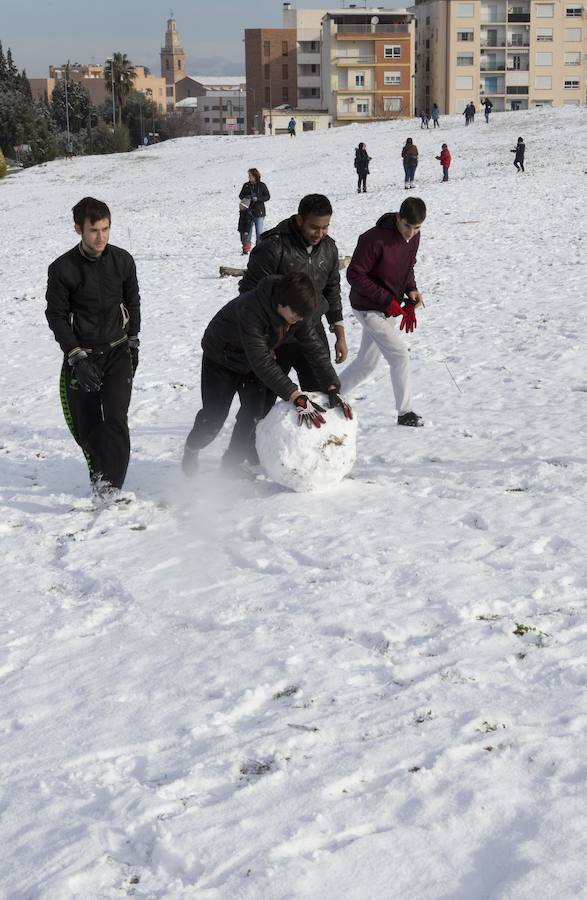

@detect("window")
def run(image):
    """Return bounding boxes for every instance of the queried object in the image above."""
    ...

[355,73,365,86]
[536,51,553,65]
[282,64,288,79]
[456,75,473,88]
[264,86,270,104]
[536,3,554,15]
[535,75,552,88]
[383,96,402,112]
[457,29,474,41]
[384,71,401,84]
[566,5,582,15]
[564,79,580,88]
[565,51,581,64]
[282,87,289,101]
[204,117,209,123]
[536,27,553,40]
[457,53,474,65]
[264,64,270,79]
[166,59,170,70]
[384,45,401,58]
[282,41,288,56]
[178,60,182,70]
[426,15,430,24]
[457,2,475,14]
[565,28,582,40]
[264,41,270,57]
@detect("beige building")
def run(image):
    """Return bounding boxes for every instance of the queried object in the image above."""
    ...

[30,64,166,112]
[411,0,587,114]
[321,8,416,123]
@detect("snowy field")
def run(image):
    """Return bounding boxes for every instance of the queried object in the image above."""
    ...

[1,105,586,899]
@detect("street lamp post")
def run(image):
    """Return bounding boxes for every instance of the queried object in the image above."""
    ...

[106,57,116,128]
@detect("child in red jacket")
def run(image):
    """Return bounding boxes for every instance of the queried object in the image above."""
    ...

[436,144,451,182]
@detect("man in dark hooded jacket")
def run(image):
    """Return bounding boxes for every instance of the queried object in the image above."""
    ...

[239,193,348,389]
[340,197,426,428]
[181,272,352,476]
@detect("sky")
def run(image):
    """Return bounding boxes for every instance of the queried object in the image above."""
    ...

[3,0,410,78]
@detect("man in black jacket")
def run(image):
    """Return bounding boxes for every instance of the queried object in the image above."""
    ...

[239,194,348,389]
[182,272,352,477]
[45,197,141,494]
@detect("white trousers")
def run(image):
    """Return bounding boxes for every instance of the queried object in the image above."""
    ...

[340,309,412,414]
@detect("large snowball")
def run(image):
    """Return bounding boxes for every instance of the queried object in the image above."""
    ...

[256,394,357,492]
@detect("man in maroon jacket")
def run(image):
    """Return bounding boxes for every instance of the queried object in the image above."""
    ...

[340,197,426,427]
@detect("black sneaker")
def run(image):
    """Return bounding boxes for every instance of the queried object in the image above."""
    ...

[397,411,424,428]
[181,445,199,477]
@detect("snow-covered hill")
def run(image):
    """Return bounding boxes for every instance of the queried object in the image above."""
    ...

[1,106,586,899]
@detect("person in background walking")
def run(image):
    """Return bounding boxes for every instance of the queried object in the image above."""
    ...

[511,136,525,172]
[239,168,270,253]
[463,103,472,125]
[354,142,371,193]
[288,117,297,137]
[420,110,430,129]
[431,103,440,128]
[481,97,493,123]
[436,143,451,182]
[401,137,418,189]
[469,101,476,122]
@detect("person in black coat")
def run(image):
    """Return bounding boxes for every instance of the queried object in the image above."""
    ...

[238,168,270,254]
[511,137,525,172]
[45,197,141,494]
[181,272,352,476]
[354,143,371,193]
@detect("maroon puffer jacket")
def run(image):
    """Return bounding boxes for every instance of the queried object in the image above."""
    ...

[346,213,420,311]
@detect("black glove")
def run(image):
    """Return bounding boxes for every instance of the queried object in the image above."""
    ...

[293,395,326,429]
[328,390,353,420]
[68,349,102,392]
[128,336,140,375]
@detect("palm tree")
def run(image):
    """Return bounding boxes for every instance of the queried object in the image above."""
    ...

[105,53,136,126]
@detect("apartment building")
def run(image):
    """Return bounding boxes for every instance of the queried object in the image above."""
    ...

[282,5,327,109]
[175,78,247,135]
[244,28,298,133]
[321,8,416,122]
[411,0,587,113]
[29,64,166,111]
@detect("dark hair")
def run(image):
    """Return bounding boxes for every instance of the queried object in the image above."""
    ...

[248,167,261,182]
[399,197,427,225]
[518,136,523,142]
[297,194,332,219]
[442,143,448,149]
[357,142,365,150]
[405,137,413,146]
[279,272,318,318]
[72,197,111,228]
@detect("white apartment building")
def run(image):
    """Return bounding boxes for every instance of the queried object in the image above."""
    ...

[411,0,587,113]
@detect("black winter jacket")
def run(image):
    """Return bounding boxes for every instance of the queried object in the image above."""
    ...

[201,275,340,401]
[354,147,370,175]
[238,216,342,327]
[239,181,270,218]
[45,243,140,355]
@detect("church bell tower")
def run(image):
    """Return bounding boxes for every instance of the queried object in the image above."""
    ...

[160,15,185,110]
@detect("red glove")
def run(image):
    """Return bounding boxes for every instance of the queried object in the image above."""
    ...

[386,298,417,334]
[293,395,326,429]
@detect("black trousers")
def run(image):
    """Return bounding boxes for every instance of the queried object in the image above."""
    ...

[60,342,133,489]
[185,356,267,465]
[357,173,367,191]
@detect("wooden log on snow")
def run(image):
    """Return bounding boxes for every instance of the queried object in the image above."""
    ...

[219,256,352,279]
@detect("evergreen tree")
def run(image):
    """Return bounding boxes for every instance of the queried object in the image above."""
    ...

[0,145,7,177]
[0,43,7,87]
[51,79,91,133]
[5,48,19,89]
[19,69,32,101]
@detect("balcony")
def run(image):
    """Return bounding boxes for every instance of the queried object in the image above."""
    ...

[508,13,530,22]
[481,61,506,71]
[506,85,529,94]
[334,23,410,35]
[335,56,376,66]
[507,39,530,47]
